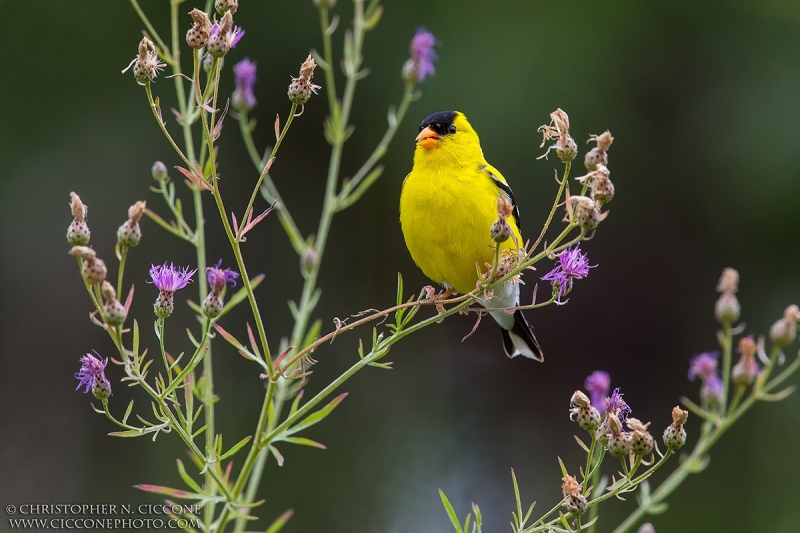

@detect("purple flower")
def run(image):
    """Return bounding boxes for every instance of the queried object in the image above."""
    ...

[210,21,244,48]
[584,371,611,411]
[233,59,257,111]
[206,260,239,294]
[149,262,196,292]
[700,375,724,408]
[407,29,438,83]
[541,245,595,301]
[75,351,111,400]
[605,388,631,423]
[688,352,719,382]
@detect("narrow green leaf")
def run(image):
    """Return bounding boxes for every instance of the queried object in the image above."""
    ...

[108,429,145,438]
[122,400,135,425]
[438,489,463,533]
[289,390,305,418]
[134,484,202,500]
[286,393,348,435]
[187,299,203,316]
[186,328,200,348]
[573,435,590,454]
[511,468,523,526]
[396,273,404,306]
[462,513,472,533]
[269,445,284,467]
[758,385,796,401]
[192,424,209,439]
[557,457,569,478]
[264,509,294,533]
[647,502,669,515]
[284,437,326,449]
[303,319,322,349]
[133,320,140,355]
[176,459,204,494]
[220,435,253,461]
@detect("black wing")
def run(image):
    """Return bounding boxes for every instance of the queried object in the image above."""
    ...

[480,164,521,229]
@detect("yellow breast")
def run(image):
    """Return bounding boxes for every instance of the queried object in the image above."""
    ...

[400,163,522,294]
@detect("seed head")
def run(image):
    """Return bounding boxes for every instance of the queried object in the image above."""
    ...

[117,201,146,249]
[717,267,739,294]
[732,336,760,387]
[565,195,605,230]
[186,9,213,49]
[288,55,321,105]
[606,413,632,457]
[626,418,654,456]
[570,391,601,432]
[770,304,800,347]
[123,38,166,85]
[538,109,576,162]
[663,407,688,450]
[67,192,91,246]
[70,246,107,284]
[101,281,127,326]
[215,0,238,15]
[561,475,587,516]
[589,131,614,152]
[577,165,615,206]
[584,147,608,172]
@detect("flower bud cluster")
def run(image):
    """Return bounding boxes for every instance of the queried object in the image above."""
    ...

[714,267,740,324]
[117,201,146,249]
[69,246,107,285]
[67,192,91,246]
[123,38,166,85]
[288,55,321,105]
[663,406,688,450]
[561,474,587,516]
[770,304,800,347]
[101,281,127,326]
[538,109,577,163]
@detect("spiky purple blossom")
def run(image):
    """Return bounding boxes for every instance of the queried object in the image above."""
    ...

[206,260,239,293]
[75,351,111,399]
[541,245,594,301]
[149,263,196,292]
[605,388,631,423]
[688,352,719,382]
[409,29,438,82]
[584,370,611,411]
[233,59,257,111]
[210,21,244,48]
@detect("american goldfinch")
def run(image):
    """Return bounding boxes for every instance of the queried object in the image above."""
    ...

[400,111,543,361]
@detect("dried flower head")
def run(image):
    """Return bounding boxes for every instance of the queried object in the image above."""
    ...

[207,11,244,58]
[589,131,614,151]
[402,29,438,84]
[576,165,615,206]
[584,370,611,412]
[288,55,321,105]
[232,58,258,112]
[101,281,127,326]
[69,246,107,285]
[627,418,654,455]
[67,192,90,246]
[538,109,577,162]
[570,390,601,432]
[186,9,213,49]
[123,37,166,85]
[542,245,594,302]
[215,0,238,15]
[606,412,632,457]
[717,267,739,294]
[732,336,760,387]
[75,351,111,401]
[770,304,800,347]
[565,194,606,230]
[561,474,587,515]
[117,201,146,249]
[663,406,688,450]
[671,406,688,426]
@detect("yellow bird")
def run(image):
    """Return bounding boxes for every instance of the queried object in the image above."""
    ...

[400,110,543,361]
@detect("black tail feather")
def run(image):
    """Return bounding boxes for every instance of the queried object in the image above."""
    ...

[500,310,544,362]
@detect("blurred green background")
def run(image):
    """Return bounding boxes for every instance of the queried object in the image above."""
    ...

[2,1,800,532]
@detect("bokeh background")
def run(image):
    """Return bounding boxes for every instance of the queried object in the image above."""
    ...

[2,1,800,532]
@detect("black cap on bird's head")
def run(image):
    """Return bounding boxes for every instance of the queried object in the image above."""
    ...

[416,110,463,149]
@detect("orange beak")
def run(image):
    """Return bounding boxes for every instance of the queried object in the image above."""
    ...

[416,126,440,149]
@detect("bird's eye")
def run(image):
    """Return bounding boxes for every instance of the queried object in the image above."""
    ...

[448,124,457,134]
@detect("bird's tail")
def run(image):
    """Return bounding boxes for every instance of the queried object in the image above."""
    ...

[500,310,544,362]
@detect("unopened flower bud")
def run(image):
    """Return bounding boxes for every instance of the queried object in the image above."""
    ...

[202,292,223,319]
[92,373,112,400]
[186,9,212,49]
[215,0,238,15]
[570,391,601,432]
[101,281,127,326]
[288,55,321,105]
[732,336,760,387]
[117,201,146,248]
[663,406,688,450]
[769,304,800,347]
[301,247,318,276]
[606,412,632,457]
[154,290,175,319]
[67,192,91,246]
[627,418,654,456]
[717,267,739,294]
[152,161,168,181]
[69,246,107,285]
[561,475,587,516]
[714,292,740,324]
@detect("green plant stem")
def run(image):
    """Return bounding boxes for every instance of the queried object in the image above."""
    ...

[319,7,339,121]
[117,248,128,300]
[530,161,571,254]
[129,0,170,59]
[721,322,732,412]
